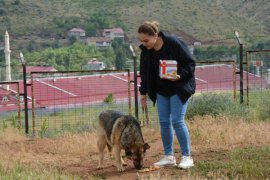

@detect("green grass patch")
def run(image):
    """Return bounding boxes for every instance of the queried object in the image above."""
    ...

[195,146,270,179]
[0,113,21,130]
[249,90,270,121]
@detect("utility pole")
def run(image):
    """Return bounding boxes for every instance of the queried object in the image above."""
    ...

[235,31,244,104]
[129,42,138,119]
[19,52,29,134]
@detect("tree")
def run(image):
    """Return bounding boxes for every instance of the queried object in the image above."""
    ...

[24,43,102,71]
[100,48,116,69]
[112,38,129,70]
[115,47,126,70]
[256,42,265,50]
[69,36,77,45]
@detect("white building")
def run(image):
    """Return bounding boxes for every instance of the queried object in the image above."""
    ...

[87,37,112,49]
[68,28,86,39]
[103,28,124,39]
[82,59,106,70]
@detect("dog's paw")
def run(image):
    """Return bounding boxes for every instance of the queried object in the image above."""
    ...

[97,165,104,169]
[117,166,125,172]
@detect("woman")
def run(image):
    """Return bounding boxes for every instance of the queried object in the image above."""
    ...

[138,21,196,169]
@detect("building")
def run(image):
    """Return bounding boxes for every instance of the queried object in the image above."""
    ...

[68,28,86,39]
[103,28,124,39]
[82,59,106,70]
[194,41,202,46]
[87,37,112,49]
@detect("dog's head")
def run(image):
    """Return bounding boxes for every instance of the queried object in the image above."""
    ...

[125,143,150,170]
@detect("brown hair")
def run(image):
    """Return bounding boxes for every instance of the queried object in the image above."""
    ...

[138,21,160,36]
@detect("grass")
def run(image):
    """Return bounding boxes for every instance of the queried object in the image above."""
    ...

[195,146,270,179]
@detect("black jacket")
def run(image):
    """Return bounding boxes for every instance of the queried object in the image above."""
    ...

[139,31,196,105]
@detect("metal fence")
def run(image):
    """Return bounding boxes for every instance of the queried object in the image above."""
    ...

[3,57,268,135]
[30,70,132,136]
[0,81,21,128]
[196,60,237,99]
[246,49,270,104]
[136,60,238,128]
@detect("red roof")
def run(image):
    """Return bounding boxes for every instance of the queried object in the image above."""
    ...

[87,37,112,43]
[104,28,124,34]
[22,66,57,74]
[69,28,85,33]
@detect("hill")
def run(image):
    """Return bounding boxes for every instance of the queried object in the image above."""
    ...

[0,0,269,47]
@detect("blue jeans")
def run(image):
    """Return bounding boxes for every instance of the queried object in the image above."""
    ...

[156,93,191,156]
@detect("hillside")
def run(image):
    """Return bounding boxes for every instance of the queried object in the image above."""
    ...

[220,0,270,29]
[0,0,269,46]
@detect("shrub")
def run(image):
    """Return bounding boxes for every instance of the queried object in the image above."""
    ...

[40,119,49,136]
[104,93,114,103]
[187,92,239,119]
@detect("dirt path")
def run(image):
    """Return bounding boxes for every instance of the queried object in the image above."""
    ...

[0,136,228,180]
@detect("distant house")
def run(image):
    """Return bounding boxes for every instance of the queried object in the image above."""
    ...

[20,65,57,74]
[103,28,124,39]
[87,37,112,49]
[82,59,106,70]
[68,28,86,39]
[193,41,202,46]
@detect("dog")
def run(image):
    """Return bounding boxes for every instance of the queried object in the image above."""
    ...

[97,110,150,172]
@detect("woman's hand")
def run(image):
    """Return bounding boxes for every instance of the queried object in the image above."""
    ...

[169,75,180,81]
[141,95,147,109]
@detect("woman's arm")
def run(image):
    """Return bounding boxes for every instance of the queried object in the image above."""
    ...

[139,52,148,95]
[175,39,196,81]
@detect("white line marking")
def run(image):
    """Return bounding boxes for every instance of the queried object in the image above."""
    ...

[36,79,77,97]
[195,77,208,83]
[109,74,128,82]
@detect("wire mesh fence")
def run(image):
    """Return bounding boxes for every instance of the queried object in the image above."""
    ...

[3,58,269,136]
[0,81,21,128]
[195,60,237,97]
[30,70,132,136]
[246,49,270,104]
[17,61,241,136]
[137,60,238,129]
[247,50,270,89]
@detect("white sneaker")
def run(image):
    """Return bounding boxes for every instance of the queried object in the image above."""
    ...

[178,156,194,169]
[154,155,176,167]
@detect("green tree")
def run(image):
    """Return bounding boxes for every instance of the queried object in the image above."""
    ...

[256,42,265,50]
[100,47,116,69]
[112,38,129,70]
[115,48,126,70]
[69,36,77,45]
[24,43,101,71]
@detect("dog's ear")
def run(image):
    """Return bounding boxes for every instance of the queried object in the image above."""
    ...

[143,143,150,151]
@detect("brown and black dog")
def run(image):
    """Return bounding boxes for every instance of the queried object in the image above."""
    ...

[97,110,150,171]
